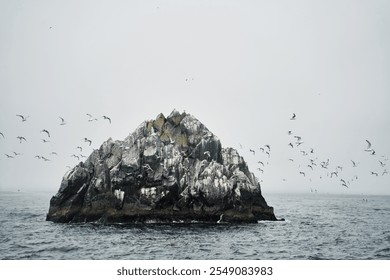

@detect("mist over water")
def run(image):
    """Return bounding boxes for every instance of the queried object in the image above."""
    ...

[1,191,389,260]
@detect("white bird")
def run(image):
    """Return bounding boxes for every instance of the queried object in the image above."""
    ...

[59,116,66,125]
[290,113,296,120]
[102,116,111,123]
[16,114,29,122]
[217,214,224,223]
[17,136,27,143]
[41,129,50,138]
[83,138,92,146]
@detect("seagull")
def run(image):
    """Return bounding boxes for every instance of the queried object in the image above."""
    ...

[0,132,4,138]
[59,116,66,125]
[296,141,304,146]
[13,152,22,156]
[86,113,93,119]
[310,148,314,154]
[259,147,265,152]
[288,158,294,162]
[266,151,270,158]
[50,152,58,156]
[383,170,388,176]
[307,165,313,170]
[5,154,14,158]
[102,116,111,123]
[83,138,92,146]
[41,157,50,161]
[294,136,302,141]
[71,154,80,160]
[371,172,378,176]
[265,145,271,151]
[217,214,224,223]
[34,155,42,159]
[17,136,27,143]
[330,171,338,178]
[290,113,296,120]
[257,168,264,173]
[379,161,385,167]
[142,164,153,172]
[288,142,294,148]
[42,139,50,143]
[16,114,29,122]
[365,140,375,153]
[258,161,264,166]
[351,160,358,167]
[299,171,305,177]
[249,149,255,155]
[287,130,292,135]
[41,129,50,138]
[77,146,83,152]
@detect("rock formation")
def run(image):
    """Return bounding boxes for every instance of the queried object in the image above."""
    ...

[46,110,276,223]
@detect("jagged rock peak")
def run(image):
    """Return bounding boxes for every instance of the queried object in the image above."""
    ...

[46,110,276,224]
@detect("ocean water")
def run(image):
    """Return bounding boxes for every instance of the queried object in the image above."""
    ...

[0,191,389,260]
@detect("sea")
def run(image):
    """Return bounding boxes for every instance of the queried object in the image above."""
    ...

[0,191,389,260]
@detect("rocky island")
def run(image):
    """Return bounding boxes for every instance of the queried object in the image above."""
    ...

[46,110,277,223]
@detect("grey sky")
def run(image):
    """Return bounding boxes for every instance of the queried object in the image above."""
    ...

[1,0,389,195]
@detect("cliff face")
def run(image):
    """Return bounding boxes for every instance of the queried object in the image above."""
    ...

[46,110,276,223]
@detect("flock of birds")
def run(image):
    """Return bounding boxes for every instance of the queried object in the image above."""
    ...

[239,113,389,192]
[1,113,111,164]
[1,112,389,193]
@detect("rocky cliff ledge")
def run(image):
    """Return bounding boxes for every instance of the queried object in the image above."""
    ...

[46,110,276,223]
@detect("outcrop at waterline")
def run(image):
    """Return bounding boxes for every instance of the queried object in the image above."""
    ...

[46,110,276,223]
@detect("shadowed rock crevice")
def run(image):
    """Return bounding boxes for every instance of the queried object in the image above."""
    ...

[47,110,277,223]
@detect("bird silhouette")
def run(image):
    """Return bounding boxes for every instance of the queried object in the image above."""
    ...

[5,154,14,159]
[0,132,4,138]
[102,116,111,123]
[16,114,29,122]
[59,116,66,125]
[290,113,296,120]
[17,136,27,143]
[41,129,50,138]
[83,138,92,146]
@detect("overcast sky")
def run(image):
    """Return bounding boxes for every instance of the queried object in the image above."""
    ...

[1,0,389,195]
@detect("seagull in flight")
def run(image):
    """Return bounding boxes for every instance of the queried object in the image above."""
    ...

[351,160,358,167]
[13,152,22,156]
[5,154,14,159]
[371,172,378,176]
[290,113,296,120]
[71,154,80,160]
[0,132,4,138]
[249,149,255,155]
[364,140,375,153]
[59,116,66,125]
[41,129,50,138]
[102,116,111,123]
[16,114,29,122]
[17,136,27,143]
[299,171,305,177]
[42,139,50,143]
[83,138,92,146]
